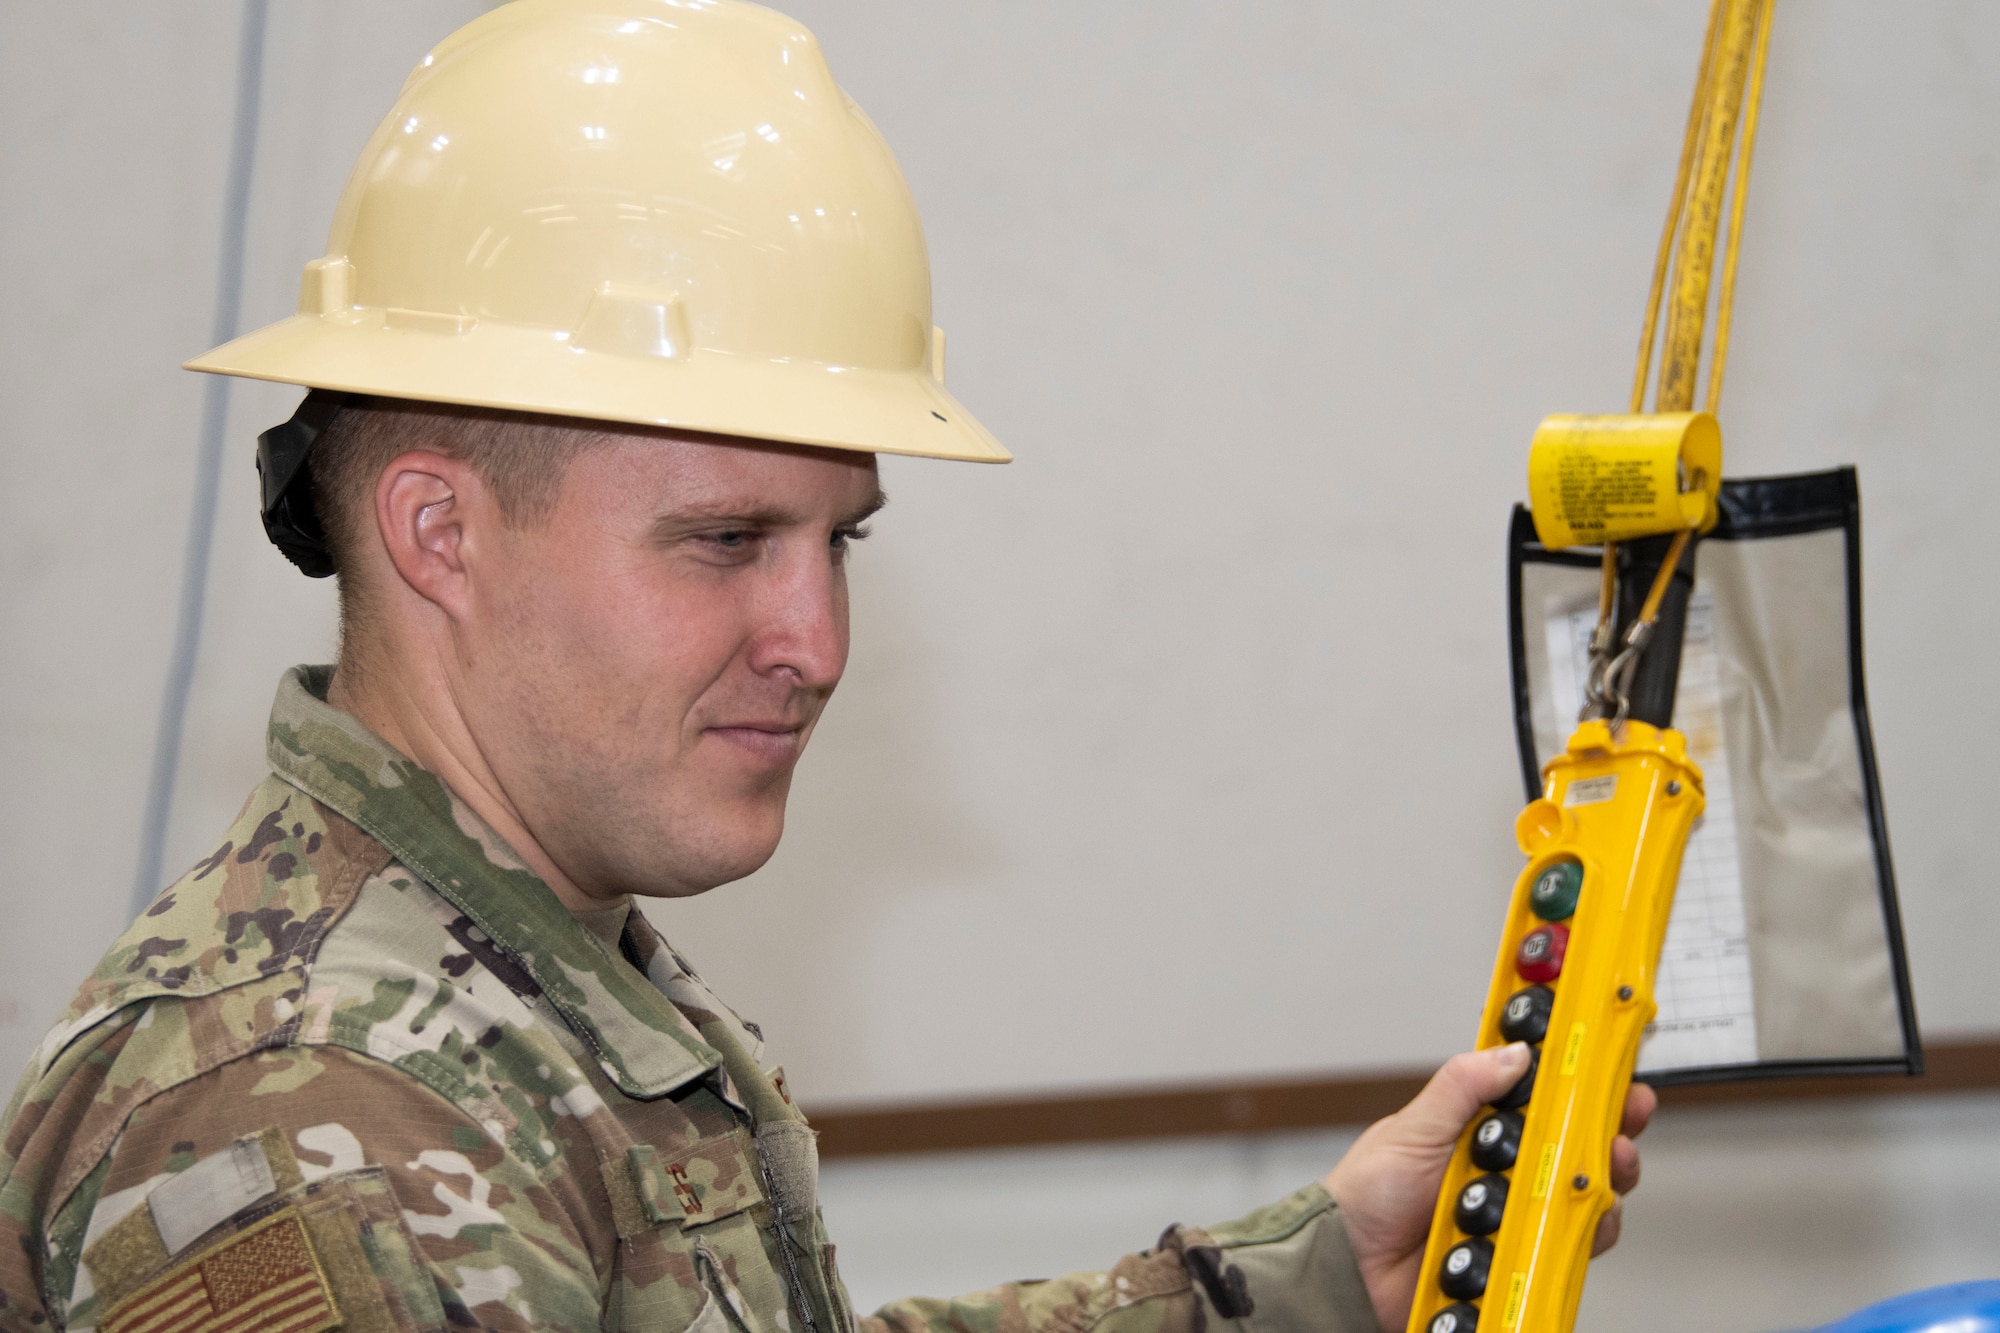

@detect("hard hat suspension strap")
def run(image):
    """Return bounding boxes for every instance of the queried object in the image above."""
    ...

[255,390,348,578]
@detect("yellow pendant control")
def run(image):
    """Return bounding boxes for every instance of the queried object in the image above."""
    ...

[1404,720,1704,1333]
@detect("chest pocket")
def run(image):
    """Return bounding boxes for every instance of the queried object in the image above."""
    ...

[608,1130,802,1333]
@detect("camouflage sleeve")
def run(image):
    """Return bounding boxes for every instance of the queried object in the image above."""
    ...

[56,1044,615,1332]
[861,1184,1383,1333]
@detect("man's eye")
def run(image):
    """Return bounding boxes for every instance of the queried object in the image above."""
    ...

[831,523,871,551]
[709,530,750,549]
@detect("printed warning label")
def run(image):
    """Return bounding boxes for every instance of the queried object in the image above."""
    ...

[1564,775,1618,807]
[1553,452,1661,536]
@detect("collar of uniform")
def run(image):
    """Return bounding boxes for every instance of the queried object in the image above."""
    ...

[265,664,721,1100]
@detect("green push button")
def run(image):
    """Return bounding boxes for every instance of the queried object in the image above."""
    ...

[1530,859,1583,921]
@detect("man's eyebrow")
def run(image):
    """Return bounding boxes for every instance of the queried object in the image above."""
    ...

[653,501,797,529]
[650,486,887,532]
[842,487,889,526]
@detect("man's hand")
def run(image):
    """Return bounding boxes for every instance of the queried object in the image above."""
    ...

[1321,1044,1656,1332]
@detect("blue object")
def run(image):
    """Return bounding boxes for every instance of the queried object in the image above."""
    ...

[1814,1281,2000,1333]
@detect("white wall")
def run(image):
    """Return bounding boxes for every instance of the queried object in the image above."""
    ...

[3,2,1996,1111]
[656,0,2000,1105]
[0,2,486,1073]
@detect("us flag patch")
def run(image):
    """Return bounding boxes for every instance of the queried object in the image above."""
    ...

[101,1209,339,1333]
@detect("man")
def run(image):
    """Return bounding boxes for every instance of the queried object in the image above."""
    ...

[0,3,1650,1331]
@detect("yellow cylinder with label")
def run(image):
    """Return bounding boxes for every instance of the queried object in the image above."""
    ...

[1526,412,1722,550]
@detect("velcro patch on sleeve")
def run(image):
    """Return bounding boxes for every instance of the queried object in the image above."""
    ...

[101,1207,339,1333]
[148,1132,280,1256]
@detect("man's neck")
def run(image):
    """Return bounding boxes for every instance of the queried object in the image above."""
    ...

[326,656,606,913]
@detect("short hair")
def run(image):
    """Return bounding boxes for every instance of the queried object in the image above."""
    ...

[311,396,610,633]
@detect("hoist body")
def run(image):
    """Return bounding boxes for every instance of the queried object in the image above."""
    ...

[1407,720,1704,1333]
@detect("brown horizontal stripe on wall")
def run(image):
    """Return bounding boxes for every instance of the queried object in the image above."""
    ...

[809,1037,2000,1159]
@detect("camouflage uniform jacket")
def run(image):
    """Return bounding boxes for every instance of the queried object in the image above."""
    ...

[0,667,1383,1333]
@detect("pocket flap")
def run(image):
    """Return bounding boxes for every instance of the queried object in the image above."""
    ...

[628,1132,764,1227]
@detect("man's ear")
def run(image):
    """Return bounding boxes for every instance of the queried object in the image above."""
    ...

[374,451,493,619]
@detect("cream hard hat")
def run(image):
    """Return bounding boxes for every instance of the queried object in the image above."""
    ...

[186,0,1008,465]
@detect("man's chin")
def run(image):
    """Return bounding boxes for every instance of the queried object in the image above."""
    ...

[620,808,787,900]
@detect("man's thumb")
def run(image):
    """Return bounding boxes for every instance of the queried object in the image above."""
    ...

[1398,1044,1530,1144]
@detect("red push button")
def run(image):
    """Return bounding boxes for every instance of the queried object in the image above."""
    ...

[1516,923,1569,982]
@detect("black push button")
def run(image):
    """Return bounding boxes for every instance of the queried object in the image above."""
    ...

[1439,1236,1493,1301]
[1500,986,1554,1044]
[1470,1109,1523,1171]
[1429,1302,1480,1333]
[1493,1044,1540,1111]
[1454,1172,1509,1235]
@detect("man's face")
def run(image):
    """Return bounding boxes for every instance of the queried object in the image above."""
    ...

[456,431,882,901]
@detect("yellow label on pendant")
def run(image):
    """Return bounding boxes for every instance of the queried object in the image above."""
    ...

[1532,1142,1559,1199]
[1503,1272,1529,1329]
[1561,1022,1588,1076]
[1526,412,1721,549]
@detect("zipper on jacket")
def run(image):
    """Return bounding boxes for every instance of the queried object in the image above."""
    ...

[756,1154,820,1333]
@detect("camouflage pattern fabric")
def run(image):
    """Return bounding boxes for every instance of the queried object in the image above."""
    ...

[0,666,1381,1332]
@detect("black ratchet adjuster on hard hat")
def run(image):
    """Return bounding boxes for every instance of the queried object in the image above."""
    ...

[256,390,348,577]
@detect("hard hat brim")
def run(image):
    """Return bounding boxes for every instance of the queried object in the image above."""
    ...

[185,313,1010,464]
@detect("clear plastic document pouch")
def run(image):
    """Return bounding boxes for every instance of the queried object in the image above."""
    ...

[1508,468,1920,1086]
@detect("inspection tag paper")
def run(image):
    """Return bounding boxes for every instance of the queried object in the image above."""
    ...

[1544,590,1760,1072]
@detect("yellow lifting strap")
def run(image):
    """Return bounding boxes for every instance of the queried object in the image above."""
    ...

[1606,0,1775,636]
[1406,5,1776,1333]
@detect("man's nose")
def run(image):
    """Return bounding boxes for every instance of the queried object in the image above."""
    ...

[745,546,848,689]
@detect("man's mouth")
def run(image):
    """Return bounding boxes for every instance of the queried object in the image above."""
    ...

[705,723,804,762]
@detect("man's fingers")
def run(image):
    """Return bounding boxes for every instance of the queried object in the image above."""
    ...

[1399,1045,1531,1144]
[1609,1134,1640,1195]
[1590,1198,1624,1256]
[1621,1082,1657,1139]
